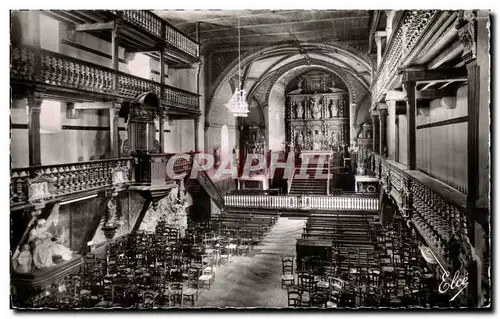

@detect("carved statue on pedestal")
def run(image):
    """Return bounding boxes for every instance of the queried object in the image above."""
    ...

[28,217,72,270]
[330,132,338,149]
[329,100,339,118]
[310,95,322,119]
[295,101,303,119]
[329,78,345,93]
[312,132,322,151]
[297,132,304,149]
[289,77,304,95]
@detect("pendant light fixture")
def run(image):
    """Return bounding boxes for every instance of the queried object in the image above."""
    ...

[225,17,249,117]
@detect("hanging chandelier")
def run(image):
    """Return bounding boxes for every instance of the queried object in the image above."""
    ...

[225,17,249,118]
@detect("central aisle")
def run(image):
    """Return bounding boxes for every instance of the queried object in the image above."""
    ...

[195,217,306,308]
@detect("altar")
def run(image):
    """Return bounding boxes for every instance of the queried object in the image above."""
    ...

[285,71,349,161]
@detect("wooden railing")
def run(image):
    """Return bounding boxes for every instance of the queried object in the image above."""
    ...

[10,158,133,208]
[165,22,199,59]
[197,171,225,209]
[372,10,438,103]
[11,46,200,111]
[370,152,469,267]
[110,10,199,60]
[223,194,379,211]
[113,10,163,39]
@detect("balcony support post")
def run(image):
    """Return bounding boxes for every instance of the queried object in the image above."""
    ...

[402,80,416,170]
[27,94,42,167]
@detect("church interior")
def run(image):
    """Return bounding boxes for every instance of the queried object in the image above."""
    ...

[9,10,490,309]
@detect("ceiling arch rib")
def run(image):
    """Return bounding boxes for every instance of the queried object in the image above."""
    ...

[247,56,369,108]
[208,42,371,116]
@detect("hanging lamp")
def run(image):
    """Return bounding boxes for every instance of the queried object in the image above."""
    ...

[225,17,249,117]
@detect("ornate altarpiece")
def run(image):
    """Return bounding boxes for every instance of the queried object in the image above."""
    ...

[285,72,349,160]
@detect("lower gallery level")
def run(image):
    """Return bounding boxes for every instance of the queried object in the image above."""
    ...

[9,9,490,309]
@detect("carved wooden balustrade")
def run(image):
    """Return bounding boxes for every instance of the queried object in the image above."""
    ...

[110,10,199,61]
[10,158,133,209]
[372,10,439,103]
[165,23,199,59]
[11,46,200,111]
[224,194,379,211]
[370,152,469,268]
[112,10,163,39]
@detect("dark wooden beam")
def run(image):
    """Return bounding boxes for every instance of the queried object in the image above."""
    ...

[27,95,42,167]
[75,21,115,32]
[395,101,407,115]
[192,16,370,35]
[427,39,463,69]
[401,67,467,83]
[416,87,458,100]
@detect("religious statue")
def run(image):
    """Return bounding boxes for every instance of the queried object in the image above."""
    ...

[28,217,72,270]
[12,244,32,273]
[330,132,338,149]
[295,101,304,119]
[289,77,304,95]
[105,199,118,228]
[214,145,221,168]
[310,96,322,119]
[329,100,339,118]
[312,132,322,151]
[233,146,240,169]
[297,132,304,148]
[329,78,345,93]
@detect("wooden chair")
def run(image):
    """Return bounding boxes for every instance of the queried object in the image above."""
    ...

[297,272,315,292]
[287,285,301,307]
[166,282,184,307]
[281,255,295,289]
[141,290,159,308]
[183,267,200,306]
[198,255,215,290]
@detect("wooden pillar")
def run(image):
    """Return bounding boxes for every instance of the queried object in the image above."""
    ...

[378,106,388,157]
[159,46,165,153]
[194,116,200,152]
[402,80,416,170]
[371,112,379,155]
[111,22,119,92]
[27,95,42,166]
[395,116,400,162]
[109,103,120,157]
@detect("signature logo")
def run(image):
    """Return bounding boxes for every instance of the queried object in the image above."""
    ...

[438,270,469,301]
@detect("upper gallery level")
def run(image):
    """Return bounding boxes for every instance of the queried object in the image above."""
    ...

[10,10,201,115]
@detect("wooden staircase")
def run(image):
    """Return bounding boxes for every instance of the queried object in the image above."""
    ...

[289,155,329,195]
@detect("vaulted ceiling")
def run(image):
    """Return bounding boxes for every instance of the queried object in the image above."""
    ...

[155,10,371,52]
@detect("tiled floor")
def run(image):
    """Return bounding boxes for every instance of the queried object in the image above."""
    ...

[195,217,306,308]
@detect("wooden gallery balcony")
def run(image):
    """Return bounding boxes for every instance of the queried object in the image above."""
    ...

[370,152,469,271]
[10,45,200,116]
[10,153,195,211]
[44,10,200,65]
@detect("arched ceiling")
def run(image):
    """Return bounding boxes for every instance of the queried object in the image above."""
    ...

[207,42,372,123]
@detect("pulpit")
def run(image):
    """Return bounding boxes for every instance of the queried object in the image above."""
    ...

[125,92,176,201]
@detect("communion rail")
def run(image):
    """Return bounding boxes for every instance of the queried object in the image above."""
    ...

[223,194,379,211]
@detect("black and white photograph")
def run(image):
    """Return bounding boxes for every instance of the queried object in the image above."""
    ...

[8,6,492,310]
